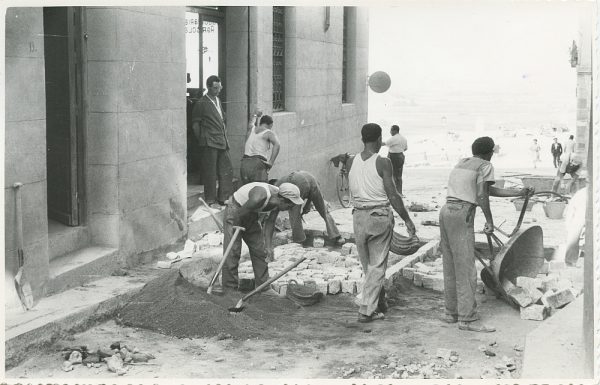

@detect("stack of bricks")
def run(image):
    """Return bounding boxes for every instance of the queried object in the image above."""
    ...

[238,240,364,296]
[512,260,583,321]
[401,259,445,293]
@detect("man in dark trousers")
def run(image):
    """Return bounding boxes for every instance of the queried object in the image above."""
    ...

[439,137,533,332]
[347,123,416,323]
[550,137,563,168]
[382,125,407,195]
[192,75,233,208]
[264,171,343,259]
[221,182,303,294]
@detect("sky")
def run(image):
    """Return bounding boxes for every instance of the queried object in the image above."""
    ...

[368,1,592,134]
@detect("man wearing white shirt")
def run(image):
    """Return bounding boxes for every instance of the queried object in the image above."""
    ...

[383,125,407,195]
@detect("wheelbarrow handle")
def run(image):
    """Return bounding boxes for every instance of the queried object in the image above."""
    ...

[509,193,530,238]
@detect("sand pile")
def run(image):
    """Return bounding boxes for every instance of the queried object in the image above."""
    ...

[116,270,299,339]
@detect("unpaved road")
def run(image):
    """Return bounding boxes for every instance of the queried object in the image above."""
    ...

[7,278,540,379]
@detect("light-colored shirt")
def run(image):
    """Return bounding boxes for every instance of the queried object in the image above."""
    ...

[446,157,495,205]
[244,126,271,159]
[348,153,388,205]
[383,133,407,153]
[564,139,576,154]
[233,182,275,212]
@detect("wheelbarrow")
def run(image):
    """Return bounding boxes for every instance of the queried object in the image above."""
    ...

[474,193,545,308]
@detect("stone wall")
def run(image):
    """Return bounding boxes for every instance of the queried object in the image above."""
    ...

[235,6,369,201]
[4,7,49,300]
[85,7,188,261]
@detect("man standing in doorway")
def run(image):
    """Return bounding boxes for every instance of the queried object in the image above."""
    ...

[240,113,281,184]
[382,125,407,195]
[440,136,533,332]
[347,123,416,323]
[192,75,233,209]
[550,137,563,168]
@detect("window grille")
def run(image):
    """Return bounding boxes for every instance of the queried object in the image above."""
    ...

[273,6,285,111]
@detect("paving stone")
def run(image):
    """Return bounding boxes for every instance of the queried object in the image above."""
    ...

[342,280,357,294]
[348,270,363,280]
[317,253,337,264]
[539,291,553,307]
[548,260,567,272]
[413,272,424,287]
[344,259,360,268]
[507,287,533,308]
[523,287,543,303]
[315,280,328,294]
[414,262,434,274]
[432,275,445,292]
[436,348,457,360]
[520,304,550,321]
[422,275,435,290]
[545,288,576,309]
[555,278,573,292]
[341,243,355,256]
[312,237,325,248]
[402,267,415,280]
[356,280,364,294]
[540,274,560,292]
[328,279,342,294]
[516,276,543,291]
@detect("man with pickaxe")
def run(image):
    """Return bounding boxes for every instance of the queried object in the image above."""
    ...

[219,182,304,295]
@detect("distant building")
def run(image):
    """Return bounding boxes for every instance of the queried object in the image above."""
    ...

[4,6,369,301]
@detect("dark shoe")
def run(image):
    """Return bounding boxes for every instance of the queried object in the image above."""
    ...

[458,320,496,333]
[376,299,389,314]
[440,314,458,324]
[357,312,385,323]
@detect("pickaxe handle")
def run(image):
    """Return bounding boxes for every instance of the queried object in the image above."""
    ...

[198,197,224,232]
[207,225,245,294]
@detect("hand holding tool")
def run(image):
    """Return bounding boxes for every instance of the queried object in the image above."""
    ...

[207,225,245,294]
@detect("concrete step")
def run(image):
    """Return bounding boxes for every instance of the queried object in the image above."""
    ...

[45,246,120,296]
[5,271,159,369]
[48,220,91,261]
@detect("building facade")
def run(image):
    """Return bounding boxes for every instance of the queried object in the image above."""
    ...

[4,6,369,304]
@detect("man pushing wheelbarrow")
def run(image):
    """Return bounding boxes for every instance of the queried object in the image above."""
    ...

[439,137,534,333]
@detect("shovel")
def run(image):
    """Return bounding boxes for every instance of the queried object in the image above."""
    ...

[13,183,34,310]
[229,256,307,313]
[207,225,245,295]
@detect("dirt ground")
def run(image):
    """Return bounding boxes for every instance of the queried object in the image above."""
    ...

[7,275,540,380]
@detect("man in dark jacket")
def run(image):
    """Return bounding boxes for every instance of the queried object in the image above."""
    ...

[550,137,563,168]
[192,75,233,208]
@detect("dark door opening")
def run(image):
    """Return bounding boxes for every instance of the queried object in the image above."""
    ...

[185,7,226,186]
[43,7,84,226]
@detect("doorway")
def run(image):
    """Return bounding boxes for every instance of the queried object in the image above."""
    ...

[185,7,225,188]
[43,7,85,227]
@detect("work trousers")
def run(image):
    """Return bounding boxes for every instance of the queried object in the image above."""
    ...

[439,201,479,322]
[353,206,394,316]
[240,156,269,185]
[552,154,562,168]
[222,200,269,290]
[200,146,233,203]
[278,171,341,243]
[388,152,405,194]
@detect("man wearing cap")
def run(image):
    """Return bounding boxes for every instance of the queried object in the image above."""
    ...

[440,136,533,332]
[221,182,303,294]
[347,123,416,323]
[264,171,343,259]
[552,152,582,194]
[382,125,408,195]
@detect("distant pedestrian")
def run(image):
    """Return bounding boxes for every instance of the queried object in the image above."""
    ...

[439,136,533,333]
[382,125,408,195]
[191,75,233,209]
[529,139,541,169]
[240,112,281,184]
[550,138,563,168]
[347,123,416,323]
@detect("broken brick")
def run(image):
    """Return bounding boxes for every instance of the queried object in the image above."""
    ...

[342,280,357,294]
[545,288,576,309]
[414,262,434,274]
[516,276,542,292]
[315,280,328,294]
[341,243,355,256]
[413,272,425,287]
[312,237,325,248]
[422,275,435,289]
[523,287,543,303]
[520,304,550,321]
[432,276,445,292]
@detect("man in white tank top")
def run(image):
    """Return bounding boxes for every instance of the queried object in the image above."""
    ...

[240,114,281,185]
[347,123,416,323]
[221,182,303,294]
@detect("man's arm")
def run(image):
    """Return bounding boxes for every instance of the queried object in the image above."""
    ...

[489,185,531,198]
[376,156,416,235]
[263,209,280,259]
[477,181,494,232]
[264,131,281,169]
